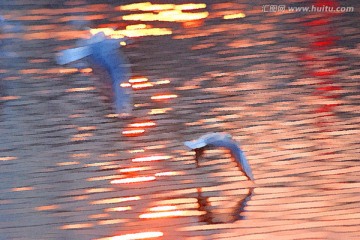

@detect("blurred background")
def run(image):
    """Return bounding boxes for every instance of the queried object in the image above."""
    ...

[0,0,359,239]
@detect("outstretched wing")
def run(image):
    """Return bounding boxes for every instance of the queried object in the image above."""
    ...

[56,46,92,65]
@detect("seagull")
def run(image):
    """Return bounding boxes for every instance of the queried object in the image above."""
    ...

[56,32,132,116]
[184,132,254,180]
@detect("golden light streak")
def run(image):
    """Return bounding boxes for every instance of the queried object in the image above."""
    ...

[155,79,170,85]
[120,167,149,173]
[90,27,171,38]
[77,126,97,131]
[129,77,148,83]
[105,206,132,212]
[79,68,93,73]
[129,122,156,128]
[139,210,205,219]
[66,87,96,93]
[122,11,209,22]
[119,2,152,11]
[120,83,132,87]
[0,96,20,101]
[87,175,119,182]
[97,231,164,240]
[223,13,246,19]
[149,205,177,211]
[151,94,177,100]
[111,176,156,184]
[60,223,93,230]
[132,82,153,89]
[132,155,171,162]
[149,108,172,115]
[56,161,80,166]
[122,129,146,136]
[98,219,126,225]
[35,205,59,211]
[91,196,140,205]
[139,4,175,11]
[175,3,207,10]
[155,171,181,177]
[12,187,34,192]
[0,156,17,161]
[59,68,78,74]
[126,24,147,30]
[129,149,145,153]
[86,188,114,194]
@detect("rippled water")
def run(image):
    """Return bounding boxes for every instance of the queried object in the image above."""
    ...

[0,0,359,239]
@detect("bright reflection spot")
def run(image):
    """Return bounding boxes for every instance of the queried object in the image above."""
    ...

[79,68,93,73]
[155,171,181,177]
[223,13,246,19]
[105,206,132,212]
[157,198,197,205]
[87,175,119,182]
[129,149,145,153]
[149,108,172,115]
[59,68,78,74]
[132,82,153,89]
[123,11,208,22]
[132,155,171,162]
[86,188,113,194]
[35,205,59,211]
[66,87,96,93]
[120,167,149,173]
[97,231,163,240]
[0,156,17,161]
[122,129,146,136]
[60,223,93,230]
[126,24,147,30]
[155,80,170,85]
[149,205,177,211]
[91,196,140,205]
[120,82,132,87]
[139,210,204,219]
[111,176,156,184]
[56,161,80,166]
[12,187,34,192]
[71,133,93,141]
[77,126,97,131]
[129,77,149,83]
[176,3,207,10]
[129,122,156,127]
[90,26,171,38]
[98,219,125,225]
[0,96,20,101]
[151,94,177,100]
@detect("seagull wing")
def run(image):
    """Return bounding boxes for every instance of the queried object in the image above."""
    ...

[56,46,92,65]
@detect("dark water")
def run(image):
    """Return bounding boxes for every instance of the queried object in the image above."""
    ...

[0,0,359,239]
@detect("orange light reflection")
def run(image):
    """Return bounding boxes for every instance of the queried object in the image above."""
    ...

[91,196,140,205]
[223,13,246,19]
[129,77,149,83]
[111,176,156,184]
[151,94,177,100]
[105,206,132,212]
[122,129,146,136]
[139,210,204,219]
[97,231,163,240]
[132,155,171,162]
[120,167,150,173]
[129,122,156,128]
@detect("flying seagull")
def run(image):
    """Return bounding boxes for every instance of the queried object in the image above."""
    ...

[56,32,132,116]
[184,132,254,180]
